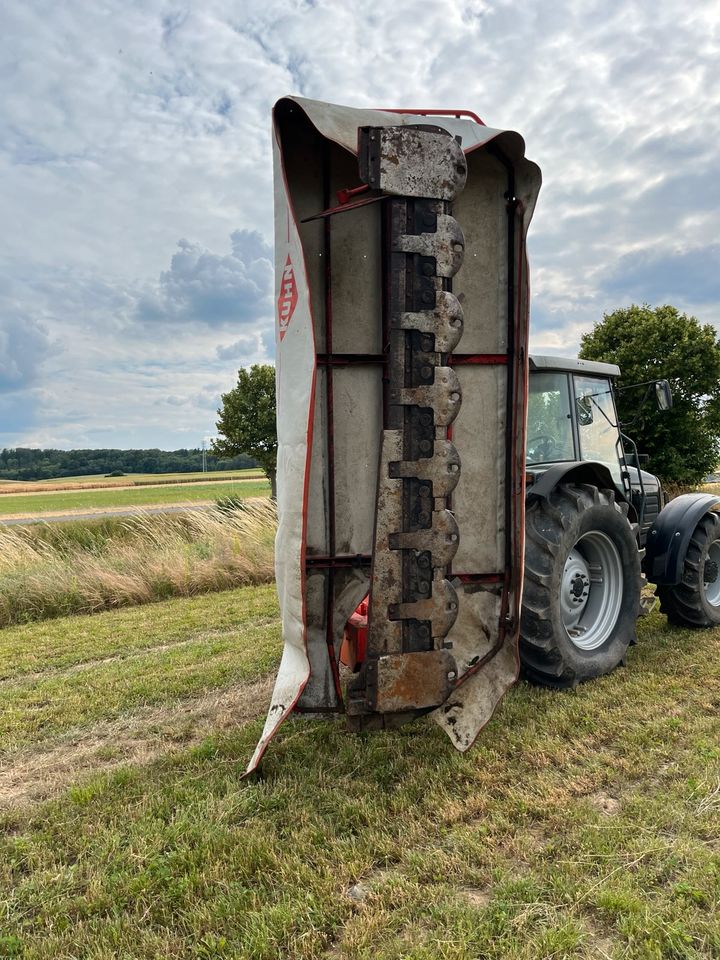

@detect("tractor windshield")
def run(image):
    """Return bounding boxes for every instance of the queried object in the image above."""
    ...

[526,372,574,464]
[574,375,622,480]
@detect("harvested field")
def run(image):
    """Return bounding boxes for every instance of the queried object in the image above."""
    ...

[0,469,264,496]
[0,478,269,517]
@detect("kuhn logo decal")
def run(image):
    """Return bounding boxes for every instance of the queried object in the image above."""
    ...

[277,255,298,341]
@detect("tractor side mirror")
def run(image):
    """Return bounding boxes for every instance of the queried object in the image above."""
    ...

[576,395,594,426]
[625,451,650,468]
[655,380,673,411]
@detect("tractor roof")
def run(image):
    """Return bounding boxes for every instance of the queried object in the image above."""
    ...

[529,354,621,378]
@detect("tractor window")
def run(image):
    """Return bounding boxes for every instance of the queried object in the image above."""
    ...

[526,372,575,464]
[574,375,621,480]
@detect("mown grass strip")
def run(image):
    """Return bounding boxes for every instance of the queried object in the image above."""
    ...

[0,624,280,755]
[1,675,275,808]
[0,588,280,755]
[0,607,718,959]
[0,584,278,681]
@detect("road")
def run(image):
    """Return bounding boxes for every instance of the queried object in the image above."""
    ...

[0,503,214,526]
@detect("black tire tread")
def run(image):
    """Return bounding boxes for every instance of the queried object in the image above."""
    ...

[657,513,720,628]
[521,483,641,688]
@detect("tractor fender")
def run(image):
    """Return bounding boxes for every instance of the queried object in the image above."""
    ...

[527,461,632,513]
[644,493,720,585]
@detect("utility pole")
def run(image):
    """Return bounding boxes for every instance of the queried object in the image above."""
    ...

[201,439,207,473]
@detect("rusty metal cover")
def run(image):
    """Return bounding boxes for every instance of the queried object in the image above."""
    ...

[359,126,467,200]
[373,650,457,713]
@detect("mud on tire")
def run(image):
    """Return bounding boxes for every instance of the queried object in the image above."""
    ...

[521,483,641,688]
[658,512,720,628]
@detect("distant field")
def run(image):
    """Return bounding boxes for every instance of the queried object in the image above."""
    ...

[0,469,263,495]
[0,479,269,517]
[36,469,261,485]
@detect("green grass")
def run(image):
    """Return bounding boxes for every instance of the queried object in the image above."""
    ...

[0,594,718,959]
[0,582,278,681]
[0,480,269,516]
[0,586,280,755]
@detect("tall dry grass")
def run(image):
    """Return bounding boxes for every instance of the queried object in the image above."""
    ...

[662,480,720,500]
[0,500,277,627]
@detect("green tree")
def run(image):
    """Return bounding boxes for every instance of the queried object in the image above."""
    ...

[213,364,277,496]
[579,304,720,484]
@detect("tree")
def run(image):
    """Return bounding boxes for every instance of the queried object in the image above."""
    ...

[213,364,277,496]
[579,304,720,485]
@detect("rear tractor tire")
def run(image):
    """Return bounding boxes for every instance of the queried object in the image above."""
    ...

[658,512,720,628]
[520,483,641,688]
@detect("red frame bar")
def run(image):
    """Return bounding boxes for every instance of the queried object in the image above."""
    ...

[300,192,384,224]
[316,353,508,367]
[317,353,384,366]
[382,108,486,126]
[450,353,508,365]
[337,183,370,204]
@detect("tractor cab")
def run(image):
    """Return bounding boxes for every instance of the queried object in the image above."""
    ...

[526,355,668,544]
[527,355,623,483]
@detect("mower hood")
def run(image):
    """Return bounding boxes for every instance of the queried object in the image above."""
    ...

[247,97,540,774]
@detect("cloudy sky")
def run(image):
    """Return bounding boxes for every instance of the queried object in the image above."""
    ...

[2,0,719,450]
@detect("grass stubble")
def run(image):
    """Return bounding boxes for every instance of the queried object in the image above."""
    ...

[0,587,717,960]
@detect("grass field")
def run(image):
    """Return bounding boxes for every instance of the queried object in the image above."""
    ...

[0,469,263,495]
[0,590,718,959]
[0,479,269,517]
[34,470,261,485]
[0,502,276,627]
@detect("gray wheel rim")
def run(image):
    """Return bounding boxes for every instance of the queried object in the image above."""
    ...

[561,531,624,651]
[705,539,720,607]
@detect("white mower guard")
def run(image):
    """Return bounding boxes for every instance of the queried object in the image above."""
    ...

[247,97,541,774]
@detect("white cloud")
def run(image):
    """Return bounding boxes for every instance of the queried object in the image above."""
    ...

[1,0,719,447]
[136,229,273,327]
[0,315,54,392]
[216,331,268,361]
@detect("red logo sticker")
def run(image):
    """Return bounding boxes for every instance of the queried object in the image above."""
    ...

[277,255,298,341]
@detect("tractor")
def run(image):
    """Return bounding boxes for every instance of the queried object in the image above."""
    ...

[339,354,720,690]
[521,354,719,687]
[247,97,719,773]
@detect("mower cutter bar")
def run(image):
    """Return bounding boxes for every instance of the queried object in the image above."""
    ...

[346,125,468,727]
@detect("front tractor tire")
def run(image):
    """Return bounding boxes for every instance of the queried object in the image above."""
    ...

[521,483,641,688]
[657,512,720,628]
